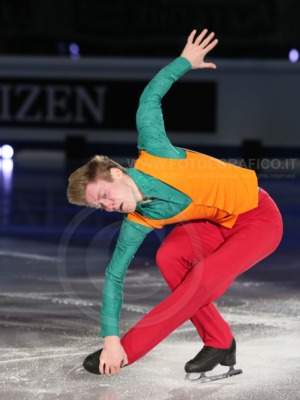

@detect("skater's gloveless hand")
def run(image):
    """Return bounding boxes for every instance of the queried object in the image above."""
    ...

[100,336,128,376]
[180,29,218,69]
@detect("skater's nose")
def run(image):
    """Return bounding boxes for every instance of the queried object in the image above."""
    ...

[101,198,115,212]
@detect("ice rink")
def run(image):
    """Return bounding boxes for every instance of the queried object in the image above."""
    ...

[0,160,299,400]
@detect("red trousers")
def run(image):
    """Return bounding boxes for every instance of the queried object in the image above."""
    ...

[120,188,283,365]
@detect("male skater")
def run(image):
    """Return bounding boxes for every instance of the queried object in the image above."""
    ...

[67,29,283,381]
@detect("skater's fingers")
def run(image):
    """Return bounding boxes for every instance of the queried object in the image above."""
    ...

[194,29,208,46]
[104,362,110,376]
[201,62,217,69]
[115,365,121,374]
[110,366,116,375]
[121,356,128,367]
[199,32,215,50]
[203,39,218,54]
[187,30,197,44]
[99,359,105,374]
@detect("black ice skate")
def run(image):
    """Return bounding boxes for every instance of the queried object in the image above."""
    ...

[184,337,243,383]
[82,348,128,375]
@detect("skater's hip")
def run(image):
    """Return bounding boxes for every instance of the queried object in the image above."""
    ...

[226,187,283,243]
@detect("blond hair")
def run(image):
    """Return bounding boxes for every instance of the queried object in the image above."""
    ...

[67,155,127,207]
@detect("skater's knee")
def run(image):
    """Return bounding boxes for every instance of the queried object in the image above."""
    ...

[156,244,179,269]
[156,244,194,272]
[156,245,171,270]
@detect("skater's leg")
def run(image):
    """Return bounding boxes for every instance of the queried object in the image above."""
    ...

[190,303,233,348]
[121,189,283,365]
[156,220,233,348]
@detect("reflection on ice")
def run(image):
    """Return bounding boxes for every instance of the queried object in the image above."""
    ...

[0,159,13,224]
[0,158,13,193]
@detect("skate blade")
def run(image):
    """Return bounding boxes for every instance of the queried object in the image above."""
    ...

[185,366,243,384]
[75,367,86,374]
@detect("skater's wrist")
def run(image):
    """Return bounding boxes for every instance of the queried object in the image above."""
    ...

[104,335,120,345]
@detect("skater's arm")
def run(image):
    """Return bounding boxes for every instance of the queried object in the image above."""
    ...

[99,216,153,338]
[136,29,218,159]
[136,57,191,158]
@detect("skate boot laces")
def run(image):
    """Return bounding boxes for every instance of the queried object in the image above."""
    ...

[192,346,216,362]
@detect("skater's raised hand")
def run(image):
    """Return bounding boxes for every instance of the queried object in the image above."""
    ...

[180,29,218,69]
[100,337,128,376]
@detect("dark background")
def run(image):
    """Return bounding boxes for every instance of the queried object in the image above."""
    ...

[0,0,299,59]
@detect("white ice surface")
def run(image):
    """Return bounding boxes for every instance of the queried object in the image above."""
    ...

[0,239,299,400]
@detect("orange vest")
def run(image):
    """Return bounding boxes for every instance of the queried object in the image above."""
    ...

[127,149,259,229]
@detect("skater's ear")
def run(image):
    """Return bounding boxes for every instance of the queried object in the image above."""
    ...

[109,168,123,180]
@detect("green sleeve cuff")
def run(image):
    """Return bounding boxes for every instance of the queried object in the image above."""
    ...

[99,315,120,337]
[174,56,192,75]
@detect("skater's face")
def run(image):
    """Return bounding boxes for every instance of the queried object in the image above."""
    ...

[85,168,138,213]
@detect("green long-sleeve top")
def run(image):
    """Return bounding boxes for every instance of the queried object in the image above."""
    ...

[99,57,192,337]
[99,56,261,337]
